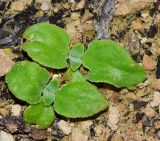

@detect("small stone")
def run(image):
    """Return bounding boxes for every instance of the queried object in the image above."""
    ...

[142,54,155,70]
[68,0,75,3]
[79,120,93,131]
[111,134,123,141]
[107,107,120,130]
[141,12,149,18]
[95,125,104,135]
[41,2,50,11]
[0,49,14,76]
[11,105,21,116]
[137,80,150,89]
[71,13,80,20]
[152,79,160,90]
[150,91,160,107]
[76,0,85,10]
[62,3,70,9]
[143,105,156,117]
[11,0,32,12]
[0,131,14,141]
[71,128,88,141]
[58,120,71,135]
[132,20,144,31]
[115,0,153,16]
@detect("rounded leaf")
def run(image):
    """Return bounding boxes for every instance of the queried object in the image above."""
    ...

[54,81,108,118]
[23,23,71,69]
[82,40,146,88]
[5,61,50,104]
[23,103,55,129]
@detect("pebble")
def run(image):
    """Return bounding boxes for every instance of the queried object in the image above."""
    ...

[79,120,93,131]
[107,107,120,130]
[142,54,155,70]
[0,49,14,76]
[11,104,21,116]
[41,2,50,11]
[58,120,72,135]
[150,91,160,107]
[137,80,150,89]
[143,105,156,117]
[71,128,88,141]
[76,0,85,10]
[68,0,75,3]
[0,131,14,141]
[141,12,149,18]
[115,0,153,16]
[132,20,144,31]
[95,125,105,135]
[11,0,32,12]
[71,13,80,20]
[111,133,123,141]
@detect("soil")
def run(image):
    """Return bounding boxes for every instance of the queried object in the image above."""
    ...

[0,0,160,141]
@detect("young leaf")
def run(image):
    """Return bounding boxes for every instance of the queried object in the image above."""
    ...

[23,103,55,129]
[64,68,85,82]
[43,79,59,106]
[5,61,50,104]
[54,81,108,118]
[69,43,84,71]
[82,40,146,88]
[23,23,71,69]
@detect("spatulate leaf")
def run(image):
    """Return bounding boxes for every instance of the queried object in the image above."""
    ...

[5,61,50,104]
[54,81,108,118]
[82,40,146,88]
[69,43,84,71]
[43,79,59,106]
[23,23,71,69]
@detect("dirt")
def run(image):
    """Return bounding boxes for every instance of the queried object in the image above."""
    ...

[0,0,160,141]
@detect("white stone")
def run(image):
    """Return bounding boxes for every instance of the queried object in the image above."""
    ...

[11,104,21,116]
[11,0,32,12]
[71,13,80,20]
[58,120,71,135]
[71,128,88,141]
[150,91,160,107]
[0,131,14,141]
[76,0,85,10]
[41,2,49,11]
[79,120,93,131]
[107,107,120,130]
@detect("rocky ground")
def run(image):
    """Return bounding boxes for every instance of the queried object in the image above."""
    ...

[0,0,160,141]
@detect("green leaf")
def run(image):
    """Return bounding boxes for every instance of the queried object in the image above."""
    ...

[54,81,108,118]
[82,40,146,88]
[23,23,71,69]
[69,43,84,71]
[5,61,50,104]
[64,68,85,82]
[23,103,55,129]
[43,79,59,106]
